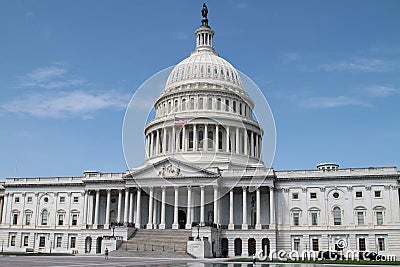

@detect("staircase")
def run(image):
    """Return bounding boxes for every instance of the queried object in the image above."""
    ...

[111,229,194,258]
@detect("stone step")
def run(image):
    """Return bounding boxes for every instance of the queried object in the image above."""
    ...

[111,250,194,258]
[114,229,194,258]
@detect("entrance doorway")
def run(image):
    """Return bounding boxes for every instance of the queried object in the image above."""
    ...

[85,236,92,253]
[248,238,256,256]
[234,238,242,256]
[221,238,228,257]
[178,210,186,229]
[96,237,102,254]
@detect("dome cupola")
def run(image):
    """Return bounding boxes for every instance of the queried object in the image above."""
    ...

[144,4,264,169]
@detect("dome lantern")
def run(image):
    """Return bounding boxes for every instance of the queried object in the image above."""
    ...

[195,3,215,53]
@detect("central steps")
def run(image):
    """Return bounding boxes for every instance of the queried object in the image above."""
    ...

[111,229,194,258]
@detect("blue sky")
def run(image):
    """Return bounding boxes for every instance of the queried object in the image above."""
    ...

[0,1,399,179]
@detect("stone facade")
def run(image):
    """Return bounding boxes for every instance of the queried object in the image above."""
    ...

[0,7,399,259]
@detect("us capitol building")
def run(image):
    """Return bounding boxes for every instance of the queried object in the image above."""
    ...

[0,5,399,259]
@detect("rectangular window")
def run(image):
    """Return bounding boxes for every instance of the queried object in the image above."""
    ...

[376,211,383,225]
[294,238,300,251]
[357,211,365,225]
[56,236,62,248]
[13,213,18,225]
[58,214,64,225]
[378,237,385,251]
[358,238,366,251]
[292,193,299,200]
[70,237,76,249]
[310,192,317,199]
[356,191,363,198]
[60,196,65,203]
[27,196,32,203]
[73,196,79,203]
[14,197,20,203]
[25,213,31,225]
[312,238,319,251]
[39,236,46,248]
[72,214,78,226]
[311,212,318,226]
[23,235,29,247]
[10,235,16,246]
[374,191,382,198]
[293,212,300,226]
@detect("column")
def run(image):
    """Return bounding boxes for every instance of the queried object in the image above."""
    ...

[82,190,88,226]
[129,191,134,224]
[162,128,167,154]
[117,189,122,223]
[244,129,248,156]
[226,126,230,152]
[269,187,275,226]
[159,187,166,229]
[228,189,234,229]
[200,186,205,226]
[88,192,94,225]
[105,189,111,229]
[172,126,176,153]
[152,193,158,226]
[193,124,198,151]
[145,134,149,158]
[215,124,219,151]
[156,130,160,155]
[242,186,248,229]
[186,186,192,229]
[255,134,259,158]
[256,187,262,229]
[182,126,186,151]
[172,187,179,229]
[251,131,254,157]
[150,132,154,156]
[135,188,141,228]
[93,190,100,229]
[147,187,154,229]
[235,127,239,153]
[213,186,218,225]
[124,188,129,224]
[204,124,208,151]
[0,196,3,225]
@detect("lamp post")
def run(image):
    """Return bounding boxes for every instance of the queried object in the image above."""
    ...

[196,224,200,241]
[112,224,116,239]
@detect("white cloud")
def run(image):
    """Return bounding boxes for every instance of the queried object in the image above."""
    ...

[319,58,390,73]
[300,96,370,109]
[0,90,129,119]
[359,86,398,98]
[281,52,301,64]
[18,64,85,89]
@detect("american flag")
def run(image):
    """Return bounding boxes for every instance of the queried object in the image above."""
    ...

[174,117,187,126]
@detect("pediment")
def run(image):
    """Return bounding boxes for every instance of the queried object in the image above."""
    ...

[125,157,220,180]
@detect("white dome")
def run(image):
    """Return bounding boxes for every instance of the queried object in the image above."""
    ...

[163,51,243,94]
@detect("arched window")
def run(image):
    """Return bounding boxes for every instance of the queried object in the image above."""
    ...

[41,209,48,225]
[208,130,213,149]
[233,101,237,112]
[217,98,221,110]
[189,131,194,149]
[182,99,186,111]
[207,98,212,110]
[225,99,229,111]
[174,100,178,111]
[333,207,341,225]
[190,98,195,110]
[198,130,204,148]
[199,98,203,109]
[218,131,223,150]
[239,103,243,115]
